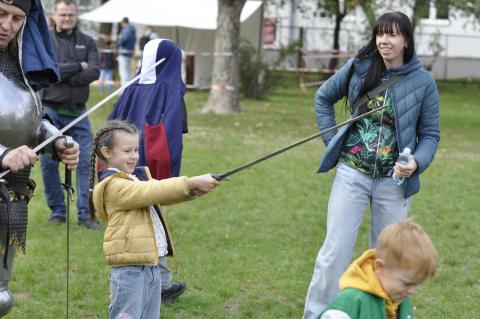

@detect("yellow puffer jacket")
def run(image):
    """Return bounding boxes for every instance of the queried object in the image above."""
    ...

[92,167,192,266]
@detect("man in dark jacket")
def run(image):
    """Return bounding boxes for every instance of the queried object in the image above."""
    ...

[40,0,100,229]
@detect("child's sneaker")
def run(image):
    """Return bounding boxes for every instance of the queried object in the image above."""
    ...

[161,281,186,303]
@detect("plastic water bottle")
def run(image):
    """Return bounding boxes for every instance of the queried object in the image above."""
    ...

[392,147,412,185]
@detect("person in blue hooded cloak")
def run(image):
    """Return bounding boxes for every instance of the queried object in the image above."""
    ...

[108,38,189,302]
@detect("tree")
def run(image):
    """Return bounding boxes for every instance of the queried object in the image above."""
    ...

[319,0,375,72]
[270,0,374,72]
[397,0,480,29]
[450,0,480,19]
[202,0,247,114]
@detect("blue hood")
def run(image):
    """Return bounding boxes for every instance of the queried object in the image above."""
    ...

[21,0,60,90]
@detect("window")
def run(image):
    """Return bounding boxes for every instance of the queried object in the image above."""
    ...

[416,0,430,19]
[435,0,449,19]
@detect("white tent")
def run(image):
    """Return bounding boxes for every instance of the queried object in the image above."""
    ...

[80,0,263,88]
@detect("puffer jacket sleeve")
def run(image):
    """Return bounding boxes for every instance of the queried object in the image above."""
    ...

[315,59,354,145]
[413,75,440,174]
[105,176,191,210]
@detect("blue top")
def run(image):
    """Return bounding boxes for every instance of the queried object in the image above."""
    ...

[315,53,440,197]
[118,24,136,55]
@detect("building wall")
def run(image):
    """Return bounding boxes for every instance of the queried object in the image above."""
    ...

[263,0,480,78]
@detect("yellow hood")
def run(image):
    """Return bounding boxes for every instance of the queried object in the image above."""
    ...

[339,249,400,318]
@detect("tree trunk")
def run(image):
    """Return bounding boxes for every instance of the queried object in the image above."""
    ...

[328,12,345,73]
[202,0,246,114]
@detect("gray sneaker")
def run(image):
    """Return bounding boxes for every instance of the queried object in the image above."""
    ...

[77,218,101,230]
[48,216,66,224]
[161,281,186,303]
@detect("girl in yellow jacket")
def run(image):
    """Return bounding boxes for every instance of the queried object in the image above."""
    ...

[88,120,219,319]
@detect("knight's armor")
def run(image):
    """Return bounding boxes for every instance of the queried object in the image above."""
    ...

[0,50,62,316]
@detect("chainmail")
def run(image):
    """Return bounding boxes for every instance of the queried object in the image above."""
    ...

[0,168,32,253]
[0,48,29,253]
[0,49,23,82]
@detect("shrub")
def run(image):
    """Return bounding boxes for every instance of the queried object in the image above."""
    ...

[239,40,274,99]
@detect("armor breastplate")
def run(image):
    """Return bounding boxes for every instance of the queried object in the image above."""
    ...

[0,73,41,148]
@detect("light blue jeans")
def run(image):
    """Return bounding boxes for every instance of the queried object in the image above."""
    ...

[117,55,133,87]
[303,163,412,319]
[109,264,162,319]
[159,257,173,290]
[99,68,113,92]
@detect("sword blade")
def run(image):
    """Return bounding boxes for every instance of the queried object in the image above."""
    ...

[212,105,386,181]
[0,58,166,179]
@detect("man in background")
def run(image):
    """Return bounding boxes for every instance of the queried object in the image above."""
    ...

[40,0,100,229]
[139,26,158,53]
[118,17,136,86]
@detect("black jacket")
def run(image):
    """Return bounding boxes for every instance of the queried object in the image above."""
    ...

[41,27,99,110]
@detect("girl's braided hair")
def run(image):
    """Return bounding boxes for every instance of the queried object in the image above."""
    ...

[88,120,138,219]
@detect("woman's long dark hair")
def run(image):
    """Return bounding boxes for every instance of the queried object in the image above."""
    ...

[345,12,415,111]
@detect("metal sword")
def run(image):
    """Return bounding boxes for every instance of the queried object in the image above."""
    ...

[0,57,166,179]
[211,105,386,181]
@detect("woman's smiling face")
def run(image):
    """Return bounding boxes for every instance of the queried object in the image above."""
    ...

[376,24,407,68]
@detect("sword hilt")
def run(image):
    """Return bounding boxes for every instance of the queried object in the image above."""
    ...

[62,136,75,201]
[211,173,230,181]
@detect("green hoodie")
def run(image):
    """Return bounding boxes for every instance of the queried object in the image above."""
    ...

[319,249,413,319]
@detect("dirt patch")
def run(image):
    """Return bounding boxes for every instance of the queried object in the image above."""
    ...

[436,148,480,161]
[12,292,30,301]
[224,300,241,316]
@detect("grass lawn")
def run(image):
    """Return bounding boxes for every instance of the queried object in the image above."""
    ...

[7,79,480,318]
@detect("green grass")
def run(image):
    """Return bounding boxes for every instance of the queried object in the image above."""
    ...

[7,80,480,318]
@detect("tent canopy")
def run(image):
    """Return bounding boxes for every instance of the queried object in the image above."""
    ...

[80,0,262,30]
[80,0,263,88]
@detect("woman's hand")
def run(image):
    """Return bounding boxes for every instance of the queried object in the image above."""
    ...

[393,155,418,178]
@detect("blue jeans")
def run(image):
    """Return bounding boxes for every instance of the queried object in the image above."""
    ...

[99,68,113,92]
[303,163,412,319]
[109,264,162,319]
[40,106,93,221]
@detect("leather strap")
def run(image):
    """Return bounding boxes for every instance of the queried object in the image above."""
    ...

[351,75,405,111]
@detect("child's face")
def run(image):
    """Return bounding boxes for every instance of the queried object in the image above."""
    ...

[102,132,139,174]
[375,261,423,302]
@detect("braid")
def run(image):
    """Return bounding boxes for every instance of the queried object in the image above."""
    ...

[88,142,98,220]
[88,120,138,219]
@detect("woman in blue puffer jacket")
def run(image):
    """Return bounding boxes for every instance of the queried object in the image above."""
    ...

[303,12,440,319]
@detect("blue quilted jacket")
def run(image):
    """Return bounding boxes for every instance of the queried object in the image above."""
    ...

[315,53,440,197]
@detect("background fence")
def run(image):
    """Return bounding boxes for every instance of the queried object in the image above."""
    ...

[264,24,480,79]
